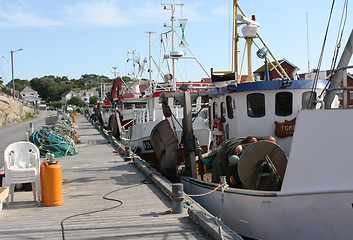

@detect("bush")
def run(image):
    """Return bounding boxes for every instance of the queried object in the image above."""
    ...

[89,96,99,105]
[68,96,86,107]
[47,101,63,109]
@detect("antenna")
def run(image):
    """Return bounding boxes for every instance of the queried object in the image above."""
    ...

[306,11,310,73]
[112,67,118,79]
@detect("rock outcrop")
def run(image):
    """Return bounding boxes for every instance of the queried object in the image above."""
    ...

[0,95,35,127]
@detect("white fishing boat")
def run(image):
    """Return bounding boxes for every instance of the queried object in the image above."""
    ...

[178,1,353,239]
[116,2,213,179]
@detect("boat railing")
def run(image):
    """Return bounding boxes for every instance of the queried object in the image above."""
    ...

[132,105,185,124]
[328,65,353,109]
[122,118,136,128]
[131,101,206,124]
[151,81,214,92]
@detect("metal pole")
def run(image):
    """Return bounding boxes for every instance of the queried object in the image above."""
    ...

[145,31,155,92]
[10,48,23,99]
[11,50,15,99]
[29,122,34,134]
[172,183,184,214]
[171,4,176,90]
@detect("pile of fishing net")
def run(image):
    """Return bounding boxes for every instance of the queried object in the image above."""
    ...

[29,128,77,158]
[43,120,80,144]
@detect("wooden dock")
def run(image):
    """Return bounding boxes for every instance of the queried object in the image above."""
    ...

[0,115,215,239]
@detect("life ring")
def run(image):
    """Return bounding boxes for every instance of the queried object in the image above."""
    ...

[212,116,225,146]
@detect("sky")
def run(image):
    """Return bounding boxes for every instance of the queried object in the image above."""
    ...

[0,0,352,85]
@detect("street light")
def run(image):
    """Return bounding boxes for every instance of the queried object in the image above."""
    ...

[11,48,24,99]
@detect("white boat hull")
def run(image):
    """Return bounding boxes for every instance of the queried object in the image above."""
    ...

[182,177,353,240]
[182,109,353,240]
[121,116,211,158]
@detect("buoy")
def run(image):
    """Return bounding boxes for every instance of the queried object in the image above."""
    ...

[42,154,63,206]
[72,114,76,123]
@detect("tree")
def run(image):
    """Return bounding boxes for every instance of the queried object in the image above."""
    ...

[30,76,71,102]
[89,96,99,105]
[68,96,85,107]
[6,78,30,91]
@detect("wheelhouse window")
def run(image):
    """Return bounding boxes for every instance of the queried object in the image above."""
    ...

[301,91,317,109]
[247,93,265,117]
[226,96,234,119]
[220,102,226,123]
[275,92,292,116]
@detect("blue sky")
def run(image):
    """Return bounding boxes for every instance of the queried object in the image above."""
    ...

[0,0,352,84]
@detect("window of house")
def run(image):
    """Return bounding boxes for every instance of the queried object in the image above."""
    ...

[350,91,353,100]
[220,102,226,122]
[247,93,265,117]
[275,92,292,116]
[226,96,234,119]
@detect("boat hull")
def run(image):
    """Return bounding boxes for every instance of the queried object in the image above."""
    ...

[181,176,353,240]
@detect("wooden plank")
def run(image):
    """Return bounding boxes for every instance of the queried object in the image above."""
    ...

[0,116,213,240]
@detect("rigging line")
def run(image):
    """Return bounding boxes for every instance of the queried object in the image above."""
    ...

[314,0,336,81]
[316,0,349,100]
[310,0,336,106]
[229,0,232,70]
[330,0,348,71]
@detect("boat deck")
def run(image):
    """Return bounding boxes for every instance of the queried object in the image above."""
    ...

[0,116,213,239]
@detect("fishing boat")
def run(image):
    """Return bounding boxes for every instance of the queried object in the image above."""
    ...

[115,2,213,179]
[177,1,353,239]
[93,51,149,140]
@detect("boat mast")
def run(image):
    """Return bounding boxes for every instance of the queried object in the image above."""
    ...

[162,2,184,91]
[233,0,239,75]
[127,50,137,78]
[324,30,353,109]
[145,31,155,93]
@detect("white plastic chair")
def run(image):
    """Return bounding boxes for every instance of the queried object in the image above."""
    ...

[3,141,41,205]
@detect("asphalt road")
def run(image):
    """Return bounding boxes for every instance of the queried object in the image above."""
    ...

[0,110,55,169]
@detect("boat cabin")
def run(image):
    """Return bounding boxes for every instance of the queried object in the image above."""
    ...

[209,79,339,154]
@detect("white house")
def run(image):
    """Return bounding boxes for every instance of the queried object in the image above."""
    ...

[20,86,42,104]
[79,90,96,103]
[61,88,99,104]
[60,90,80,104]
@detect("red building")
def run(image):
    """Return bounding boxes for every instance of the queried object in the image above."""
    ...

[254,58,299,80]
[339,73,353,107]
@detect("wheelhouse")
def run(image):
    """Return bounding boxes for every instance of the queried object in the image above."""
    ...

[209,79,336,154]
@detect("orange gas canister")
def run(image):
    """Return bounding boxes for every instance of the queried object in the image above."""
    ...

[40,160,48,203]
[42,157,63,206]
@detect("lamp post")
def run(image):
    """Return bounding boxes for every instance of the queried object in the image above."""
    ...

[11,48,24,99]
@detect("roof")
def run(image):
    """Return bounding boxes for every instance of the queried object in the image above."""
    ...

[20,85,35,93]
[210,79,329,96]
[61,90,71,97]
[254,58,299,73]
